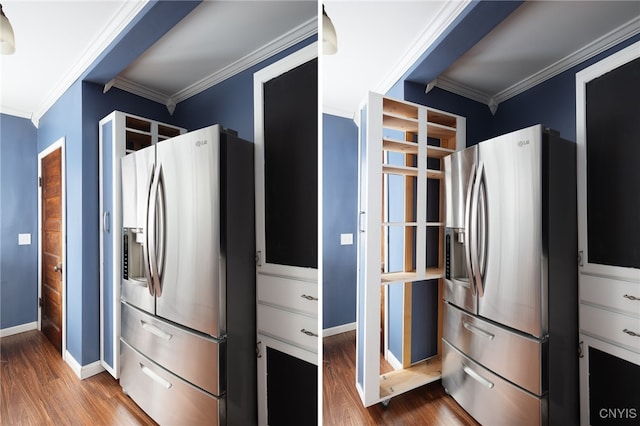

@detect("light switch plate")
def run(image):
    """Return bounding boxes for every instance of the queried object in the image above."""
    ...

[18,233,31,245]
[340,233,353,246]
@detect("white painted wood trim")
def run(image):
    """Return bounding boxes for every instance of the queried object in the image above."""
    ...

[253,41,318,281]
[0,321,38,338]
[65,350,106,380]
[322,322,356,337]
[38,137,67,358]
[575,39,640,283]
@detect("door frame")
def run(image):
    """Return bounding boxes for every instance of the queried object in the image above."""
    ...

[576,39,640,282]
[37,137,67,357]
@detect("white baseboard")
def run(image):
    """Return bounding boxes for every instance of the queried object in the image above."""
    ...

[0,321,37,338]
[323,321,356,337]
[64,350,105,380]
[387,349,402,371]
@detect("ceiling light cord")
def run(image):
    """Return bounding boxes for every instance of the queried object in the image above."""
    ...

[0,3,16,55]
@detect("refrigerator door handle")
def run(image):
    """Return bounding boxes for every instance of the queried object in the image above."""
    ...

[464,163,477,296]
[139,363,172,389]
[469,162,485,297]
[155,167,166,296]
[147,164,161,297]
[142,166,155,297]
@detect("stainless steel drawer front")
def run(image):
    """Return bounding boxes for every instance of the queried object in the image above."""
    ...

[120,341,223,426]
[121,302,224,396]
[442,340,546,426]
[443,302,545,395]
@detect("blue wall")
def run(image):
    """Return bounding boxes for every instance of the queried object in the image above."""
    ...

[0,115,38,330]
[322,113,358,329]
[173,37,317,139]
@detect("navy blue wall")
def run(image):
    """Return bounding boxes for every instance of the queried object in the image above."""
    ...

[172,37,317,139]
[322,113,358,329]
[0,114,38,330]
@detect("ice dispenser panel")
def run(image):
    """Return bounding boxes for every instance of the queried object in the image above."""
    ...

[445,228,469,284]
[123,228,146,283]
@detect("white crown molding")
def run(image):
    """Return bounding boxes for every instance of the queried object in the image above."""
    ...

[171,17,317,104]
[0,105,33,121]
[322,105,356,121]
[110,17,317,112]
[374,0,471,95]
[437,14,640,108]
[31,1,148,125]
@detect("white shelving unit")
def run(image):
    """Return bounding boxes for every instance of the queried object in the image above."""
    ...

[98,111,184,378]
[356,92,465,407]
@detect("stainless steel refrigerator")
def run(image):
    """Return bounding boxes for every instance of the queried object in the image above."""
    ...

[442,124,578,425]
[119,124,255,426]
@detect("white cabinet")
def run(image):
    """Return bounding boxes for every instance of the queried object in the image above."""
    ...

[253,42,318,425]
[576,40,640,425]
[98,111,184,377]
[356,92,465,406]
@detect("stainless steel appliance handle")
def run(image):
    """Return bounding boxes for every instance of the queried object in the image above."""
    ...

[463,365,494,389]
[462,320,495,340]
[469,162,485,297]
[140,363,172,389]
[140,320,173,340]
[142,165,155,296]
[477,166,488,292]
[155,167,166,297]
[147,164,161,297]
[464,163,477,296]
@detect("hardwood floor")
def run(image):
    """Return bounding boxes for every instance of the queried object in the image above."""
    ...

[323,331,480,426]
[0,330,155,426]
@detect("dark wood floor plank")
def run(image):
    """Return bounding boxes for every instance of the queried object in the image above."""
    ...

[0,330,156,426]
[323,331,480,426]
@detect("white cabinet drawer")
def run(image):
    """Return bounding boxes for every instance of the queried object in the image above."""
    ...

[257,274,318,316]
[580,304,640,353]
[580,274,640,317]
[257,304,317,353]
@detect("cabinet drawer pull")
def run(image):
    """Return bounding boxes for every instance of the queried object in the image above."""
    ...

[300,328,318,337]
[140,363,172,389]
[300,294,318,301]
[623,294,639,301]
[623,329,640,338]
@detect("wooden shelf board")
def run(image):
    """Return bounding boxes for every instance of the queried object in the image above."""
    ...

[379,357,442,399]
[426,145,455,159]
[383,97,419,120]
[383,164,418,177]
[380,268,443,284]
[427,169,443,179]
[427,123,456,141]
[383,114,419,133]
[426,222,444,227]
[427,110,457,128]
[383,137,419,154]
[382,222,418,227]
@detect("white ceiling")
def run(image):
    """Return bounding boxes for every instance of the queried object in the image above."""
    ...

[323,0,640,119]
[0,1,317,125]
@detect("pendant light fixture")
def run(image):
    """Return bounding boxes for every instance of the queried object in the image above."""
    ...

[323,5,337,55]
[0,3,15,55]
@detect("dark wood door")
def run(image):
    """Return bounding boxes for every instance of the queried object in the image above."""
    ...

[41,148,63,353]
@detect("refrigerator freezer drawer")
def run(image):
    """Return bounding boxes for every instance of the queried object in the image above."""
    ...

[120,340,223,426]
[442,340,546,426]
[443,302,545,395]
[257,274,318,316]
[121,302,225,396]
[257,304,317,353]
[580,303,640,353]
